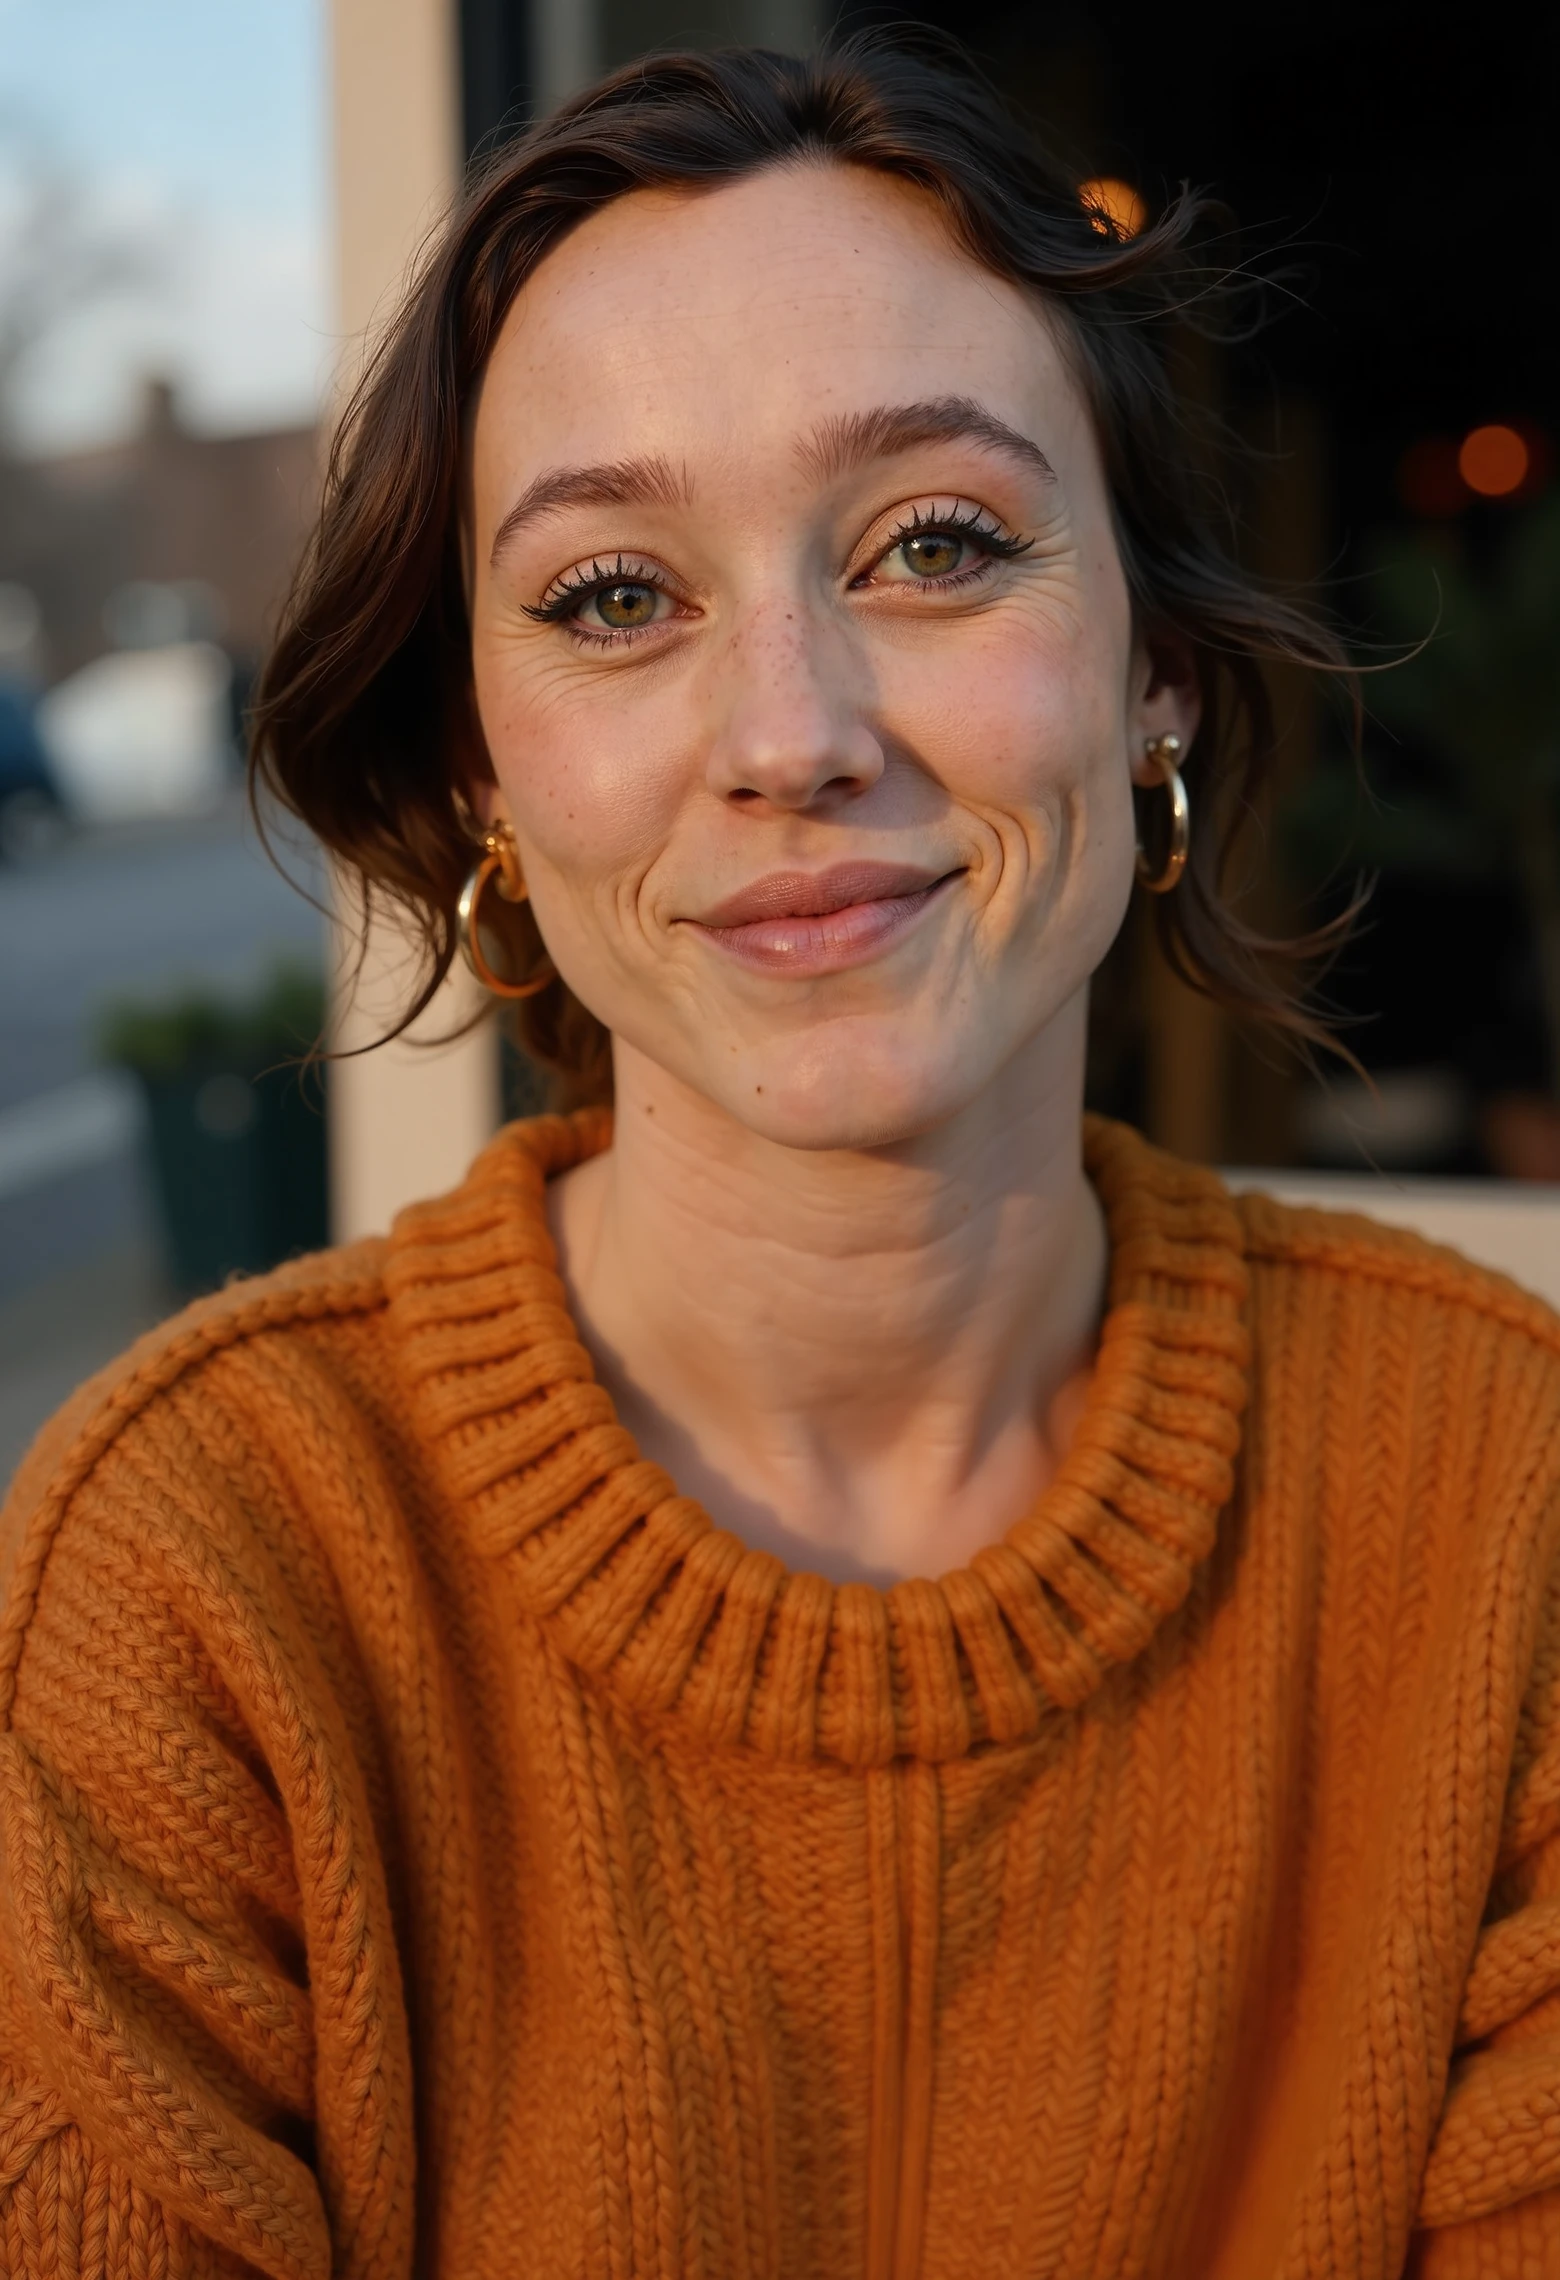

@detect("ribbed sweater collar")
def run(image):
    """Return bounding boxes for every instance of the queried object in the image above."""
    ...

[386,1113,1250,1764]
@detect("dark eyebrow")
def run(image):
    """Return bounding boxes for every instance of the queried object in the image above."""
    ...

[489,453,689,566]
[799,395,1056,489]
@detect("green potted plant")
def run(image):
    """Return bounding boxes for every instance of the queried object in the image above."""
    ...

[99,959,329,1296]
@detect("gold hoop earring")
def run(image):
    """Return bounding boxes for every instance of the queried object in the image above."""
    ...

[1135,733,1189,895]
[456,824,555,998]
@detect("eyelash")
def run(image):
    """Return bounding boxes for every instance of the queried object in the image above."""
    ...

[520,554,663,646]
[860,502,1035,585]
[524,507,1033,647]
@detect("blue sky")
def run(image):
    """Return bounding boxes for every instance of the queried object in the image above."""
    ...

[0,0,330,450]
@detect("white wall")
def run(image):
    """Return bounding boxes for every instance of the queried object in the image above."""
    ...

[1223,1170,1560,1311]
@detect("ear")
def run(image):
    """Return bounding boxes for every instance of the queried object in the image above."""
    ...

[468,777,508,832]
[1127,628,1202,787]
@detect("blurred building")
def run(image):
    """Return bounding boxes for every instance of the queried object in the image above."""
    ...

[0,376,317,687]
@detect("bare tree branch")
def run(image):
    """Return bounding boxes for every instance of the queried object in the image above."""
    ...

[0,114,161,451]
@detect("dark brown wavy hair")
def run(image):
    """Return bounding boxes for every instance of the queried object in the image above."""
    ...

[251,35,1352,1106]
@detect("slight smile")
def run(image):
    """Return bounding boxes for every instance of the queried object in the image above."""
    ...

[683,862,962,977]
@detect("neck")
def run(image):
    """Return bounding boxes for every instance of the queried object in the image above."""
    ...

[548,1000,1107,1584]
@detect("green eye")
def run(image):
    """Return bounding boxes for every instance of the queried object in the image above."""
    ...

[592,581,659,628]
[899,532,966,577]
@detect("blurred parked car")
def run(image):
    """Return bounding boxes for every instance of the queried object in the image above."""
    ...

[0,679,68,864]
[35,640,234,824]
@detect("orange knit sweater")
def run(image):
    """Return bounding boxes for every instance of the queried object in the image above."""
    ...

[3,1114,1560,2279]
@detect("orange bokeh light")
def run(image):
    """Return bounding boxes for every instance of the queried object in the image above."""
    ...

[1079,177,1146,239]
[1458,424,1530,498]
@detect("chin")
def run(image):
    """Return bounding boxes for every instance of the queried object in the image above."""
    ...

[702,1025,989,1154]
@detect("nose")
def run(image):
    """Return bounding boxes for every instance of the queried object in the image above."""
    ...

[704,601,885,812]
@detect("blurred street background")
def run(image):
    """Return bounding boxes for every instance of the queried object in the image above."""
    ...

[3,0,1558,1486]
[1,0,330,1477]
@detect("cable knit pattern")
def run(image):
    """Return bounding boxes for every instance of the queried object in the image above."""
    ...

[2,1114,1560,2277]
[386,1113,1250,1761]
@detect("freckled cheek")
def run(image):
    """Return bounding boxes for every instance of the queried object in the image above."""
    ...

[478,676,691,918]
[883,635,1120,814]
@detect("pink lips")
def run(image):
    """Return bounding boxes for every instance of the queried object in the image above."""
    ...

[685,862,957,976]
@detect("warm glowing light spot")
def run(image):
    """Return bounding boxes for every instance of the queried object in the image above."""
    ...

[1079,177,1147,239]
[1458,424,1530,497]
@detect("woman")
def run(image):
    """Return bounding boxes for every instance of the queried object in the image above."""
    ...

[2,42,1557,2280]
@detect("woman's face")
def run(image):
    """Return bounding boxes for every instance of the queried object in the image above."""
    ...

[468,161,1197,1148]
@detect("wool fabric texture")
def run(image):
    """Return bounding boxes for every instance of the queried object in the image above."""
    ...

[3,1113,1560,2279]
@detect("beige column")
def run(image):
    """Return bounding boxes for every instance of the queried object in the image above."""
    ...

[326,0,500,1241]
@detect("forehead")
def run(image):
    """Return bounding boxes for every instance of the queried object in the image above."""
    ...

[473,161,1080,480]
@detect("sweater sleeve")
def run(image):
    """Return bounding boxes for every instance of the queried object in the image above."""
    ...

[0,1386,414,2279]
[1409,1533,1560,2275]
